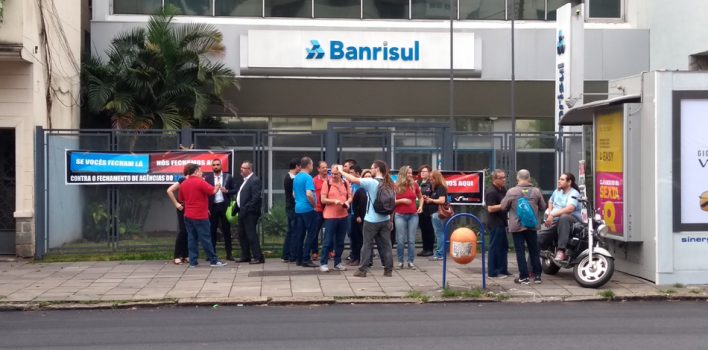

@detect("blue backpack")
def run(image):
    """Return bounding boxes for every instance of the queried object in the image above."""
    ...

[516,189,538,229]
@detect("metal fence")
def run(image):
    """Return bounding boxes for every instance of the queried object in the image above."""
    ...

[35,127,582,258]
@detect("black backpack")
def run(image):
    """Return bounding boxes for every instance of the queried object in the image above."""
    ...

[372,179,396,215]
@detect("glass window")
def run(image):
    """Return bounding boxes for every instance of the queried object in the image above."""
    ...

[459,0,504,20]
[216,0,263,17]
[315,0,360,19]
[363,0,409,19]
[547,0,571,21]
[113,0,161,14]
[513,0,545,20]
[412,0,456,20]
[265,0,312,18]
[588,0,621,18]
[165,0,213,16]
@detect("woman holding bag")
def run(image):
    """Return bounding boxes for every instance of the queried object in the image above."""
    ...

[425,170,449,261]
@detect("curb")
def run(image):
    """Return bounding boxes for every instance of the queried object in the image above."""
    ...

[2,294,707,311]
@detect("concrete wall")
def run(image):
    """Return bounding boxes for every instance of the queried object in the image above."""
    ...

[0,0,82,256]
[630,0,708,71]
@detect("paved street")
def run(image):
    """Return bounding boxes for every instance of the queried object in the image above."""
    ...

[0,255,697,306]
[3,301,708,349]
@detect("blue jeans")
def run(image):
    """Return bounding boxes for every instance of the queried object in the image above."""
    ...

[184,218,218,266]
[292,211,318,265]
[487,226,510,277]
[512,230,541,279]
[395,213,418,263]
[282,210,296,261]
[320,217,347,266]
[432,213,447,259]
[309,212,324,255]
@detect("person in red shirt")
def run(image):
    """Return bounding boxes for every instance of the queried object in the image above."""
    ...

[318,164,352,272]
[310,161,329,260]
[178,163,227,268]
[394,165,424,269]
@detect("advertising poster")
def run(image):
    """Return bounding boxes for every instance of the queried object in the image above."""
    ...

[595,110,624,235]
[66,150,233,185]
[440,171,485,205]
[678,99,708,226]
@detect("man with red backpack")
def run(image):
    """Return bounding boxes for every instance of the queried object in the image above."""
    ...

[340,160,395,278]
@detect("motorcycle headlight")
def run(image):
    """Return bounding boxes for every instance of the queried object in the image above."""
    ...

[597,224,609,238]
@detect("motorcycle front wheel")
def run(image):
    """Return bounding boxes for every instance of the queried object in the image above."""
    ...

[573,253,614,288]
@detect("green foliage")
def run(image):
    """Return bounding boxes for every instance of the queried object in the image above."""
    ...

[405,290,430,303]
[442,288,485,298]
[0,0,5,23]
[598,289,616,301]
[82,4,238,130]
[659,288,676,295]
[260,203,288,238]
[673,283,685,289]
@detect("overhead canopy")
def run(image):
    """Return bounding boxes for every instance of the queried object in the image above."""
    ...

[560,94,641,125]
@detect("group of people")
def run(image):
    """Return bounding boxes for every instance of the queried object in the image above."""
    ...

[166,159,264,268]
[164,155,583,285]
[282,157,453,277]
[485,168,583,285]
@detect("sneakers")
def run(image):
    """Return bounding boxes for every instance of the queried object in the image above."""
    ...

[554,249,567,261]
[333,263,347,271]
[534,276,542,284]
[353,270,367,278]
[489,274,508,279]
[514,277,530,285]
[383,270,393,277]
[319,265,329,272]
[397,262,404,269]
[301,261,318,268]
[210,261,227,267]
[429,256,443,261]
[407,262,416,270]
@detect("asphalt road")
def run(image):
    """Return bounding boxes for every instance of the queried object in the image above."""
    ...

[2,301,708,350]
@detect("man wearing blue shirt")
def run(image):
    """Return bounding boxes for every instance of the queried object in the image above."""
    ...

[340,160,395,278]
[292,157,319,267]
[544,172,583,262]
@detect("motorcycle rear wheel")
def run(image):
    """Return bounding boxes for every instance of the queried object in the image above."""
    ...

[541,256,561,275]
[573,253,614,288]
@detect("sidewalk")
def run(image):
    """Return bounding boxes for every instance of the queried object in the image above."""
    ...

[0,256,702,309]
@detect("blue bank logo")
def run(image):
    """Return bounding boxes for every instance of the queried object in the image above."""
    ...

[305,39,420,62]
[306,40,325,59]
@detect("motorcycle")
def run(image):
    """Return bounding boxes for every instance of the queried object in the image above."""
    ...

[538,196,615,288]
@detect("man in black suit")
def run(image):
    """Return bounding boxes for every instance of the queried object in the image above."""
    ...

[204,158,237,261]
[234,161,264,264]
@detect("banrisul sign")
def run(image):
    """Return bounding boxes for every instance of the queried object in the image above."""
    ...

[243,30,479,77]
[306,39,420,62]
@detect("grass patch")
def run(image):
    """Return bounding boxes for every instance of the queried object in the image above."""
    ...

[673,283,685,289]
[659,288,676,295]
[689,289,701,294]
[441,288,485,299]
[598,289,616,301]
[406,291,429,303]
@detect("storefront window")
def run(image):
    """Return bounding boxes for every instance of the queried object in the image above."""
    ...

[113,0,162,14]
[512,0,545,20]
[315,0,361,19]
[215,0,263,17]
[546,0,571,20]
[411,0,456,20]
[165,0,213,16]
[265,0,312,18]
[363,0,410,19]
[459,0,505,20]
[588,0,621,18]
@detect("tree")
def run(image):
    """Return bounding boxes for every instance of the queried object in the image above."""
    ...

[83,5,238,130]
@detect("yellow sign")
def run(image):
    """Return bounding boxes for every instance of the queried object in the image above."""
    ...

[595,110,623,173]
